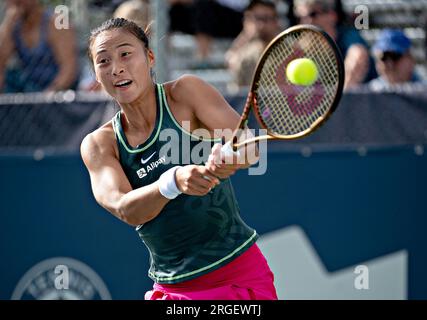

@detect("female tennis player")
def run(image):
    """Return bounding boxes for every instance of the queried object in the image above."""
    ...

[81,18,277,300]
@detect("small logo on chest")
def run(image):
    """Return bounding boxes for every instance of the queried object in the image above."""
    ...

[141,152,156,164]
[136,167,147,178]
[136,155,167,178]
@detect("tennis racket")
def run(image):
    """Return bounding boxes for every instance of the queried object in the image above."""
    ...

[221,24,345,157]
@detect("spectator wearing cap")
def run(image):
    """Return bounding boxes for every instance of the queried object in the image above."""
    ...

[369,29,422,90]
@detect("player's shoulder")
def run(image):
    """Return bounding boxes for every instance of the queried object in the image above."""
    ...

[80,121,116,166]
[165,74,214,103]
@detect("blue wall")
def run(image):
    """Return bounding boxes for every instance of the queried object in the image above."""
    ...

[0,146,426,299]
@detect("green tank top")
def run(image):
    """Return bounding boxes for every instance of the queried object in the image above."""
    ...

[112,83,258,284]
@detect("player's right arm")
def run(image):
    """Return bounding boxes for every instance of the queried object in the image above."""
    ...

[81,129,169,226]
[80,127,219,226]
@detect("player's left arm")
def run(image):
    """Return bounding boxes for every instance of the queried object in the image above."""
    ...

[172,75,259,179]
[45,15,78,92]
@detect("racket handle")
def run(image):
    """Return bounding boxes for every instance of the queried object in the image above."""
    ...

[221,141,241,159]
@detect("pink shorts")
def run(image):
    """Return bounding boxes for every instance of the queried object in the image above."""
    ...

[145,243,278,300]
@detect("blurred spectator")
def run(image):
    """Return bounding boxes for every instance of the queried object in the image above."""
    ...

[0,0,79,93]
[293,0,377,89]
[169,0,248,66]
[369,29,423,90]
[283,0,298,27]
[169,0,196,35]
[226,0,281,90]
[114,0,151,28]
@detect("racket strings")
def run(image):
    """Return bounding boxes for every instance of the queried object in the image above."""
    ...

[255,30,340,137]
[264,32,327,132]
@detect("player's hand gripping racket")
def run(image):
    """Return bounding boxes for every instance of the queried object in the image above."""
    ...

[221,24,345,158]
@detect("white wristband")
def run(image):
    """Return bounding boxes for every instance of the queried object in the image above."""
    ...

[158,166,182,200]
[221,141,241,159]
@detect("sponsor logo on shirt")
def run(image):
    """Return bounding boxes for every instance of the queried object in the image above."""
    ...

[136,155,166,178]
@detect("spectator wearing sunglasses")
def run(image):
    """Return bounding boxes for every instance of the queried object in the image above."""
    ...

[293,0,377,89]
[225,0,281,90]
[369,29,423,90]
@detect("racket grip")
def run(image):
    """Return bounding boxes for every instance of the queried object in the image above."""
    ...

[221,141,241,159]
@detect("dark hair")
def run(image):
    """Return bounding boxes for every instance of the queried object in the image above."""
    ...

[87,18,151,63]
[246,0,277,12]
[293,0,347,26]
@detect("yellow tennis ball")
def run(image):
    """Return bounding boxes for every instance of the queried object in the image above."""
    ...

[286,58,319,86]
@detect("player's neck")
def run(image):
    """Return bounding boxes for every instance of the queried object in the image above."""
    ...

[120,85,157,133]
